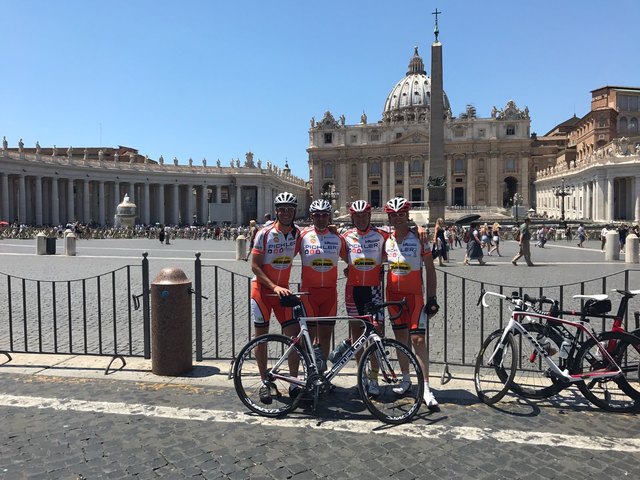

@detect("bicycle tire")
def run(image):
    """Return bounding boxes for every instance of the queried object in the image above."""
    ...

[233,334,308,417]
[474,329,517,405]
[357,338,424,425]
[574,331,640,413]
[509,322,566,399]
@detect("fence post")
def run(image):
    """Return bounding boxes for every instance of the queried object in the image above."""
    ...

[195,252,203,362]
[142,252,151,359]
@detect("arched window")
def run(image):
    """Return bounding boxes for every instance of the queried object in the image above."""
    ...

[629,117,638,134]
[351,163,357,176]
[411,159,421,173]
[506,124,515,135]
[395,161,403,176]
[619,117,628,133]
[370,162,381,175]
[324,162,333,179]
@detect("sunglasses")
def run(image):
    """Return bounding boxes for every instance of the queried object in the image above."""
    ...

[312,213,330,218]
[277,206,296,212]
[388,212,408,218]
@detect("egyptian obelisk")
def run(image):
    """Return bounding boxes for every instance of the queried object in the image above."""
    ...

[427,8,446,224]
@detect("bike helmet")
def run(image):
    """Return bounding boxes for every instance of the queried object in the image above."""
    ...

[274,192,298,207]
[349,200,371,214]
[384,197,411,213]
[309,199,332,214]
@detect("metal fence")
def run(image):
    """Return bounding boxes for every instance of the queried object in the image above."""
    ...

[2,251,639,378]
[0,254,150,372]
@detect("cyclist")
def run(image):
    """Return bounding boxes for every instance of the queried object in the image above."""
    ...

[250,192,301,403]
[297,199,346,360]
[341,199,388,396]
[383,197,440,411]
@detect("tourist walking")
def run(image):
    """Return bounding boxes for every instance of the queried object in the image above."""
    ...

[488,222,502,256]
[464,222,486,265]
[512,217,534,266]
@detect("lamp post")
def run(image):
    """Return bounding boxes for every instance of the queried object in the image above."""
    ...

[552,177,575,229]
[512,192,523,224]
[322,184,340,213]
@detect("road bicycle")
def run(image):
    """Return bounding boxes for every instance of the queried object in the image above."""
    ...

[231,294,424,425]
[474,290,640,413]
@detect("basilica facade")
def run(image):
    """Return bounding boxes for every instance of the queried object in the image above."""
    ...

[307,47,533,215]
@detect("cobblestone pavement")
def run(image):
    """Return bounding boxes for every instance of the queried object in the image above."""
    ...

[1,238,640,478]
[0,359,639,480]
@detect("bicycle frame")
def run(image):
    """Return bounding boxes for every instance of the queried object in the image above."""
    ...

[485,293,624,383]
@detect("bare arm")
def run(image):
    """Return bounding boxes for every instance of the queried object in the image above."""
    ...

[251,252,292,297]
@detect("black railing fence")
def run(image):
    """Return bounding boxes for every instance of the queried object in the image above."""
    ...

[2,251,639,378]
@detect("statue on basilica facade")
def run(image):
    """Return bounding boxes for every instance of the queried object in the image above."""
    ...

[67,146,73,158]
[129,152,135,164]
[340,114,345,126]
[173,156,179,166]
[35,141,41,154]
[235,158,241,168]
[257,159,262,169]
[202,158,207,167]
[18,138,24,152]
[159,155,164,165]
[52,145,57,157]
[114,152,119,162]
[360,112,367,124]
[98,149,104,163]
[216,158,221,168]
[245,151,255,167]
[2,136,7,150]
[144,155,149,164]
[188,157,193,167]
[310,117,316,128]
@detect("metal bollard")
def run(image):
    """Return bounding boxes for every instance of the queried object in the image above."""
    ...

[150,268,193,376]
[625,233,639,264]
[65,232,77,256]
[236,234,246,260]
[604,230,619,261]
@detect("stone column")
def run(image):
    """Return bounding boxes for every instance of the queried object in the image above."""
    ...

[403,159,410,199]
[255,185,263,223]
[186,184,194,225]
[389,159,395,199]
[98,181,106,225]
[635,176,640,223]
[216,184,222,203]
[173,183,180,225]
[18,175,26,223]
[521,155,529,206]
[83,180,91,223]
[157,184,165,224]
[607,176,614,222]
[489,154,499,206]
[143,182,150,225]
[35,176,43,225]
[51,177,60,225]
[466,155,475,206]
[67,179,75,222]
[235,184,242,224]
[382,159,388,204]
[1,173,9,221]
[339,160,348,214]
[360,162,368,201]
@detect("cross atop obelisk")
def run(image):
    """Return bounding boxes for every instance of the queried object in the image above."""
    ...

[432,8,441,42]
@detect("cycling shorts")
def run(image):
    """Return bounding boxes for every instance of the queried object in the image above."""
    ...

[250,281,297,329]
[345,285,383,322]
[385,290,427,335]
[300,286,337,326]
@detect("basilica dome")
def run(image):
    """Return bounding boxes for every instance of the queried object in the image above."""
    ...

[382,47,451,124]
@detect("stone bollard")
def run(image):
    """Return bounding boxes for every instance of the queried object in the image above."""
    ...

[604,230,620,261]
[236,234,246,260]
[36,233,47,255]
[65,232,77,256]
[63,228,74,240]
[625,233,639,264]
[150,268,192,376]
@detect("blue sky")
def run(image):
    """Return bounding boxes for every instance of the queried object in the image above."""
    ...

[2,0,638,179]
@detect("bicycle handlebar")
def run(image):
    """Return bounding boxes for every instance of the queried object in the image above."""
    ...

[479,289,559,315]
[364,299,408,321]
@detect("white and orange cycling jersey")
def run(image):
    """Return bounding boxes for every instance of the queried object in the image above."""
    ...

[297,227,346,288]
[251,223,299,288]
[343,226,388,286]
[385,230,431,294]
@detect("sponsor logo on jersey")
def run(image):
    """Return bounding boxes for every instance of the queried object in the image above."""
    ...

[353,257,376,270]
[272,256,292,268]
[311,258,334,271]
[390,261,411,275]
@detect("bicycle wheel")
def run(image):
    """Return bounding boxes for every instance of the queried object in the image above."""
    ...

[233,334,308,417]
[474,329,517,405]
[357,338,424,425]
[509,322,565,399]
[574,331,640,413]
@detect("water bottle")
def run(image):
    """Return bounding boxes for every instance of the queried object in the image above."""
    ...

[559,338,571,359]
[328,339,351,364]
[536,334,552,354]
[313,344,326,373]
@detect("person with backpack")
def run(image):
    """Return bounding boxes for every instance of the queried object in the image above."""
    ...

[512,217,534,266]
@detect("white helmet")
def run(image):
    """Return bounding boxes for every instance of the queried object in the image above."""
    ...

[274,192,298,207]
[309,199,332,214]
[349,200,371,214]
[384,197,411,213]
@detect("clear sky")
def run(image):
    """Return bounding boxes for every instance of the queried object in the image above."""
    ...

[2,0,638,179]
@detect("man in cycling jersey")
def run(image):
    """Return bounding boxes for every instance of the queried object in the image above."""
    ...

[341,199,388,395]
[384,197,440,411]
[298,199,346,360]
[250,192,300,404]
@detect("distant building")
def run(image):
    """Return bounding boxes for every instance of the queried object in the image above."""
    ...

[0,145,308,226]
[534,86,640,223]
[307,47,532,215]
